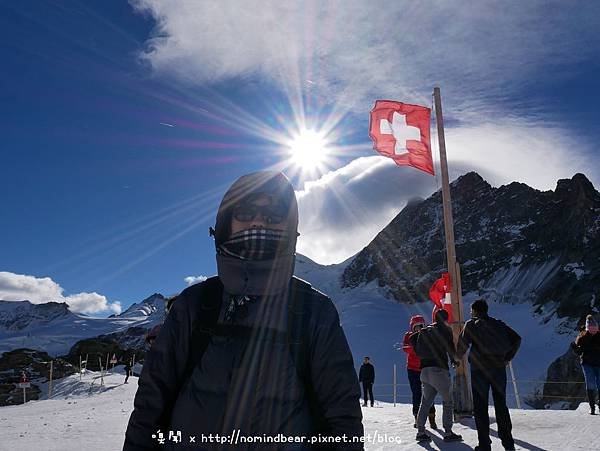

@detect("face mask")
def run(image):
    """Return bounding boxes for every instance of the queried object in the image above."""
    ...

[218,228,293,261]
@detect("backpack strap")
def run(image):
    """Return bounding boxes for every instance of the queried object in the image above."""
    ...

[182,277,309,385]
[181,276,224,385]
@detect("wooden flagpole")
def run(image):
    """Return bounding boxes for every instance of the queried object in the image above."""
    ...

[433,87,473,415]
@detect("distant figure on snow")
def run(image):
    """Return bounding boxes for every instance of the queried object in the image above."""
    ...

[124,362,132,384]
[410,309,462,443]
[402,315,436,428]
[359,357,375,407]
[457,299,521,451]
[571,314,600,415]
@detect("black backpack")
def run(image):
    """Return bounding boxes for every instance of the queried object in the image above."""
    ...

[472,316,513,357]
[180,276,326,432]
[413,325,440,361]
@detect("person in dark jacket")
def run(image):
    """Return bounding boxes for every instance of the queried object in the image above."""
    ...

[358,357,375,407]
[123,171,364,450]
[571,314,600,414]
[124,362,132,384]
[410,309,462,443]
[402,315,436,428]
[457,299,521,451]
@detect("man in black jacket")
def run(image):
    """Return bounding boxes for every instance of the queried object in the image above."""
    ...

[410,310,462,443]
[123,171,364,450]
[358,357,375,407]
[124,362,132,384]
[457,299,521,451]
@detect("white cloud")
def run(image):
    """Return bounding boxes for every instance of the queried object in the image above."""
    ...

[444,120,598,191]
[296,120,597,264]
[184,275,207,286]
[131,0,599,115]
[130,1,600,264]
[64,292,122,315]
[0,272,121,315]
[296,156,432,264]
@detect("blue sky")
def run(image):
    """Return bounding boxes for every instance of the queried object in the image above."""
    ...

[1,0,599,315]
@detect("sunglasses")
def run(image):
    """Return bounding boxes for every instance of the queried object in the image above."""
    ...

[232,203,288,225]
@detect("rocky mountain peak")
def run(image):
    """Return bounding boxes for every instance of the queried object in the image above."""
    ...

[341,171,600,320]
[0,300,74,332]
[113,293,166,319]
[451,171,492,199]
[555,173,599,206]
[452,170,486,187]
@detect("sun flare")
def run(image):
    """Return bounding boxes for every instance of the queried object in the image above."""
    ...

[287,129,329,170]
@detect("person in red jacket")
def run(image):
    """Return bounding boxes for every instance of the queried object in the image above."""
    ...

[402,315,437,428]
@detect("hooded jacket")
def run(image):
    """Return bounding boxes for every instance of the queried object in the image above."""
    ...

[402,315,426,372]
[123,171,363,451]
[214,171,298,297]
[574,330,600,367]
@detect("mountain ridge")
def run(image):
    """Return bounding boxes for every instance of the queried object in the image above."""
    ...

[341,171,600,321]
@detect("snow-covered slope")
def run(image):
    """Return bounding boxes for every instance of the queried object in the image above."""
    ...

[0,371,596,450]
[0,295,166,356]
[112,293,166,319]
[0,300,75,332]
[294,255,574,408]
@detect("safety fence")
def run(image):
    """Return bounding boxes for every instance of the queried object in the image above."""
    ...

[365,364,587,409]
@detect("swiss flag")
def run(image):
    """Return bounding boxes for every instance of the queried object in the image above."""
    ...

[369,100,434,175]
[429,272,453,323]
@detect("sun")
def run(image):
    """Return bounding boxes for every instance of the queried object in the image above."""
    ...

[287,129,329,170]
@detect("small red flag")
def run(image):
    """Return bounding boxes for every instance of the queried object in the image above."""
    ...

[429,272,453,323]
[369,100,434,175]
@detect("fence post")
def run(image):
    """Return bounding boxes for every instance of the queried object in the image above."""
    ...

[99,357,104,386]
[393,364,397,407]
[509,361,521,409]
[49,360,53,398]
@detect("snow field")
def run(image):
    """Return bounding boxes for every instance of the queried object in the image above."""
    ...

[1,371,598,451]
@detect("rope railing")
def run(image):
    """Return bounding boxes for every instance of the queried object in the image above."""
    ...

[371,380,585,387]
[510,380,585,384]
[367,365,588,408]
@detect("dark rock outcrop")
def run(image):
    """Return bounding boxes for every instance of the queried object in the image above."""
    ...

[525,347,586,409]
[0,348,77,406]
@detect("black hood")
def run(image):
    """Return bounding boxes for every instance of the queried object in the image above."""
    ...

[213,171,298,296]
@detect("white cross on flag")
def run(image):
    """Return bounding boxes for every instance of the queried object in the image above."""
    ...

[369,100,434,175]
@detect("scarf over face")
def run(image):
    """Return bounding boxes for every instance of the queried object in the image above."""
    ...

[212,171,299,297]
